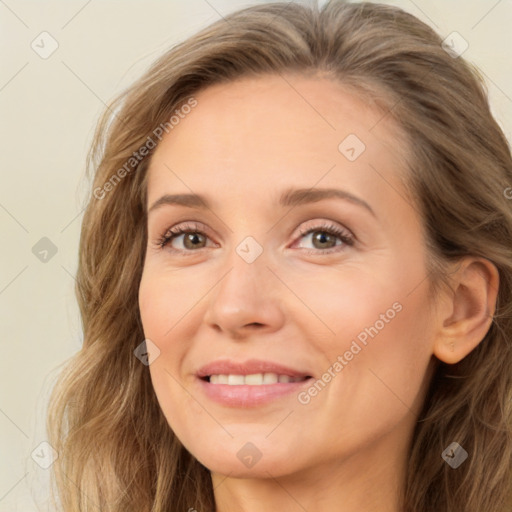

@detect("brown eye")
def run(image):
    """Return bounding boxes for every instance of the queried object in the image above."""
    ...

[309,231,338,249]
[180,232,207,249]
[157,221,213,252]
[157,220,354,255]
[295,222,354,254]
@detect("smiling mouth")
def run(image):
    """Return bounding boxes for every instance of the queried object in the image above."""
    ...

[201,373,312,385]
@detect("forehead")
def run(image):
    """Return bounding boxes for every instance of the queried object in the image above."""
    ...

[146,74,411,210]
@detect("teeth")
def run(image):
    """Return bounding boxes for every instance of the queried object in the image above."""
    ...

[263,373,278,384]
[228,374,245,385]
[246,373,265,385]
[207,373,307,385]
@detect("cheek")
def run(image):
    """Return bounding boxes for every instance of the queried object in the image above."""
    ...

[139,273,198,445]
[138,266,209,429]
[138,265,203,341]
[335,304,433,453]
[282,262,405,342]
[291,261,434,436]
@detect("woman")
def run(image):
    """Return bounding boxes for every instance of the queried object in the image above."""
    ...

[47,1,512,511]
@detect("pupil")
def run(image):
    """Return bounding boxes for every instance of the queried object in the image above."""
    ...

[184,233,204,249]
[313,231,334,248]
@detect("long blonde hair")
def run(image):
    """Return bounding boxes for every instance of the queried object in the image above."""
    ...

[47,1,512,510]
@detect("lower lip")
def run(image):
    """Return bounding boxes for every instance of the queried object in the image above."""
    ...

[196,377,313,407]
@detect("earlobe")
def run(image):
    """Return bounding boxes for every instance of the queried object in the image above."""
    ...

[432,257,499,365]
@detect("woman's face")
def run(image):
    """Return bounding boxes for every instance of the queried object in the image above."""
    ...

[138,74,438,480]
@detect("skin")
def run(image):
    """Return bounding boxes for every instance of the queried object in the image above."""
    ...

[138,74,499,512]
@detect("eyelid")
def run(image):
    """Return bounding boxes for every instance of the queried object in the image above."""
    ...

[157,220,217,252]
[161,220,211,239]
[291,219,353,241]
[288,219,355,252]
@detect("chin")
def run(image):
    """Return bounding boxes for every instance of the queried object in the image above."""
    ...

[201,454,298,479]
[182,434,305,479]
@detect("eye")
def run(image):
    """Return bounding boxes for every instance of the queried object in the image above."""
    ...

[155,221,216,254]
[154,220,354,255]
[292,221,354,254]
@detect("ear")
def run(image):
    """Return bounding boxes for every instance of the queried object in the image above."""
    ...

[432,257,499,364]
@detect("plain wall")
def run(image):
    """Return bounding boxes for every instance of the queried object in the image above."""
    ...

[1,0,511,509]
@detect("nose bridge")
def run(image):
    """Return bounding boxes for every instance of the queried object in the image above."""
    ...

[214,237,268,307]
[204,236,283,334]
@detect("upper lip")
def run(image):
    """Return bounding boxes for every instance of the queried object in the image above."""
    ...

[196,359,313,379]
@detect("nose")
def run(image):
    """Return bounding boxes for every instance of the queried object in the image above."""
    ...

[203,249,285,339]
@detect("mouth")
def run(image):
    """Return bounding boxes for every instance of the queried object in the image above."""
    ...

[196,358,313,381]
[195,359,314,407]
[200,373,312,385]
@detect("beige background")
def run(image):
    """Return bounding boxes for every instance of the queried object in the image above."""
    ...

[1,0,511,509]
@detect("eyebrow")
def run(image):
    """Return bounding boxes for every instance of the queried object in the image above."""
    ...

[148,187,376,217]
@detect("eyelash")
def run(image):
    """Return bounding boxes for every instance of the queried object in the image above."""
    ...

[155,220,354,255]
